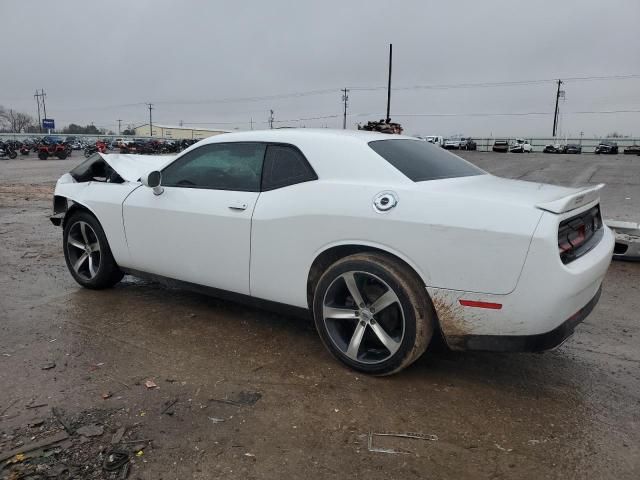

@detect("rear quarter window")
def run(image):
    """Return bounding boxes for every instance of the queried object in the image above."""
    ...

[368,139,485,182]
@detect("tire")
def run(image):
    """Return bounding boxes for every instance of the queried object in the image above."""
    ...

[38,152,48,160]
[312,252,435,375]
[63,211,124,289]
[8,151,17,159]
[56,152,68,160]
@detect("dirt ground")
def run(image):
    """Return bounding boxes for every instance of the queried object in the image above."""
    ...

[1,154,639,479]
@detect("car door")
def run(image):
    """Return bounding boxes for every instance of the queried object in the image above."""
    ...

[122,142,266,295]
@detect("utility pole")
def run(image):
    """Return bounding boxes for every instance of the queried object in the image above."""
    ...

[386,43,393,122]
[268,110,274,129]
[342,88,349,129]
[552,79,563,137]
[117,119,122,135]
[250,117,253,130]
[34,90,42,133]
[146,103,153,137]
[34,89,48,132]
[41,89,47,121]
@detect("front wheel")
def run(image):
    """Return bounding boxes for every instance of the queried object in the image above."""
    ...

[313,252,435,375]
[8,151,17,159]
[63,211,124,289]
[38,152,48,160]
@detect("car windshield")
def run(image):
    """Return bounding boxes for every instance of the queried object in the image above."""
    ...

[368,139,485,182]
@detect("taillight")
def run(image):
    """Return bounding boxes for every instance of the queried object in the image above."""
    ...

[558,206,602,264]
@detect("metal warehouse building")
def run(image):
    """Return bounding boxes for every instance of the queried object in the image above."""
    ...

[134,124,230,140]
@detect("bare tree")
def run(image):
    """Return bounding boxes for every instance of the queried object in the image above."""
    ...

[0,106,35,133]
[0,106,8,130]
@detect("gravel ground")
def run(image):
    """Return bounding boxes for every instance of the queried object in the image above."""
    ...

[0,152,638,479]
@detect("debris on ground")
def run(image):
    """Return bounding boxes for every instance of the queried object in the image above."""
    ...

[111,427,126,445]
[209,390,262,407]
[367,431,439,455]
[144,379,158,389]
[0,431,69,462]
[102,392,113,400]
[160,398,178,415]
[103,449,130,471]
[0,408,151,478]
[41,361,56,370]
[208,417,225,424]
[76,424,104,437]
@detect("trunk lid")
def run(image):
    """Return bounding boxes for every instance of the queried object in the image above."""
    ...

[415,174,602,214]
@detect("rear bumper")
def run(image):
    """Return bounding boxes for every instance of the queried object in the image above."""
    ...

[444,287,601,352]
[428,208,614,351]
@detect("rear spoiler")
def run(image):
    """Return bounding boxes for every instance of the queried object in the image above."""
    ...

[535,184,604,214]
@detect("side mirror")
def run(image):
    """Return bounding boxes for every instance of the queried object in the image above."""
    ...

[141,170,164,196]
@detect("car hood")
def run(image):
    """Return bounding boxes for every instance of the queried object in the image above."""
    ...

[98,153,176,182]
[414,174,603,214]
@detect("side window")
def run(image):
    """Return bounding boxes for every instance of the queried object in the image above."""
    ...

[261,144,317,191]
[162,143,265,191]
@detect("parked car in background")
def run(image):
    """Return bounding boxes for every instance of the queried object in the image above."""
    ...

[509,139,533,153]
[623,144,640,155]
[594,141,618,154]
[492,139,510,152]
[444,137,464,149]
[461,138,477,151]
[51,129,614,375]
[543,143,566,154]
[425,135,444,147]
[565,144,582,154]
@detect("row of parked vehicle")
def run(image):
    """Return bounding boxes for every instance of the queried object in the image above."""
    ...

[0,136,202,160]
[418,136,478,150]
[542,140,639,155]
[492,139,639,155]
[417,134,640,155]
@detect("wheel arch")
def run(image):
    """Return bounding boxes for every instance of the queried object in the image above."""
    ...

[55,196,101,230]
[306,242,430,310]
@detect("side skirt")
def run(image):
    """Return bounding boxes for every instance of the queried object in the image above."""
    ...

[121,268,312,320]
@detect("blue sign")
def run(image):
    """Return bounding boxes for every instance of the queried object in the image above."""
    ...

[42,118,55,129]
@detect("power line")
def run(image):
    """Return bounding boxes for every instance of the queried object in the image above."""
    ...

[350,74,640,92]
[19,73,638,114]
[351,109,640,118]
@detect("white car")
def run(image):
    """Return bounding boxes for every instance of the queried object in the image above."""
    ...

[425,135,444,147]
[51,129,614,375]
[510,138,533,153]
[443,138,461,149]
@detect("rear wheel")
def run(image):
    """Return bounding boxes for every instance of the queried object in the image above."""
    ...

[8,151,17,159]
[313,252,434,375]
[38,152,48,160]
[63,211,123,289]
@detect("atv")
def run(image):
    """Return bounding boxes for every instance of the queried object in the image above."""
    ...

[37,137,71,160]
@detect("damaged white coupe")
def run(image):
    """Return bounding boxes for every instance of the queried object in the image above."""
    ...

[51,129,614,375]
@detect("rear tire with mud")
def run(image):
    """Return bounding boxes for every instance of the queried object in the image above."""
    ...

[63,211,124,289]
[312,252,435,375]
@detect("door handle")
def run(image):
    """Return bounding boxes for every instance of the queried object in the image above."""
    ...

[228,201,248,211]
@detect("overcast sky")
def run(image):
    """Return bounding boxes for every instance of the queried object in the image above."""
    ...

[1,0,639,137]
